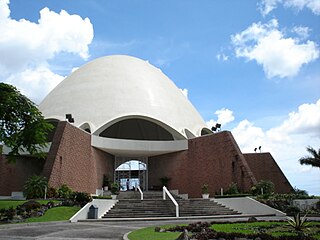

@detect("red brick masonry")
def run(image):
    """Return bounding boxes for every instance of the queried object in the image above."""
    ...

[0,122,292,197]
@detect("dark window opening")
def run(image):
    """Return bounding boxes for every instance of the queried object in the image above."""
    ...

[99,118,174,141]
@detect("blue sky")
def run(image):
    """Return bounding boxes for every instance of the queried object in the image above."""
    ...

[1,0,319,194]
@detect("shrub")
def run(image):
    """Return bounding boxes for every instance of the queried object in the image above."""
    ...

[23,175,48,199]
[47,187,58,198]
[251,180,274,196]
[225,182,239,194]
[110,182,119,195]
[201,184,209,194]
[70,191,92,207]
[57,184,73,199]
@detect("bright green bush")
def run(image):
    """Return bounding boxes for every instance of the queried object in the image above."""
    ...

[57,184,73,199]
[251,180,274,196]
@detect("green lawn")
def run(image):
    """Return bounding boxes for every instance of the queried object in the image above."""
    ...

[128,226,181,240]
[24,206,80,223]
[128,221,320,240]
[0,199,61,210]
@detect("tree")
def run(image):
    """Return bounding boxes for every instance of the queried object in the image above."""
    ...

[299,146,320,168]
[0,83,53,161]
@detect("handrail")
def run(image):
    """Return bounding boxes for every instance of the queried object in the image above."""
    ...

[137,186,143,200]
[163,186,179,217]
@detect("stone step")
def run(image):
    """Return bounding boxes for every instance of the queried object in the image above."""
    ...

[103,197,240,218]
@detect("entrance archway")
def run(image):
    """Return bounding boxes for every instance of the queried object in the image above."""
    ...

[114,157,148,191]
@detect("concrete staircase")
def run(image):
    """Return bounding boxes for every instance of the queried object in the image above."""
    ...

[102,191,239,218]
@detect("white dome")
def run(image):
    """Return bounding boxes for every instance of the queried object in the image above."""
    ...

[39,55,210,140]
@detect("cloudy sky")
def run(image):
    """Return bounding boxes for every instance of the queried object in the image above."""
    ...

[1,0,319,195]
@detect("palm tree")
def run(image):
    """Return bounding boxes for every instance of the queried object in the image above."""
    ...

[299,146,320,168]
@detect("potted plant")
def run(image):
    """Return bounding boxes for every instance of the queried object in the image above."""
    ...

[110,182,119,199]
[202,184,209,199]
[103,175,110,191]
[160,176,170,187]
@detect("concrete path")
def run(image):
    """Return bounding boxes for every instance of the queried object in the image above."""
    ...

[0,216,316,240]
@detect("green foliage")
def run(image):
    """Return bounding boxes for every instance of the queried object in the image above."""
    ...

[23,175,48,199]
[299,146,320,168]
[47,187,58,198]
[92,195,112,199]
[201,184,209,194]
[286,213,309,231]
[160,176,170,187]
[57,184,73,199]
[0,83,53,161]
[225,182,239,194]
[251,180,275,196]
[70,191,92,207]
[110,182,119,195]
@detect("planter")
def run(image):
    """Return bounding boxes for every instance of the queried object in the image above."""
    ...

[111,195,117,200]
[202,194,210,199]
[103,186,109,191]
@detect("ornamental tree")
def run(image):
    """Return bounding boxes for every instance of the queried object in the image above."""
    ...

[0,83,53,161]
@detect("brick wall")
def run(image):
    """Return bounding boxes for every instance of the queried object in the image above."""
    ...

[244,153,293,193]
[0,155,45,195]
[149,131,257,198]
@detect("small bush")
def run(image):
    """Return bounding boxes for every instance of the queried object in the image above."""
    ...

[57,184,73,199]
[225,182,239,194]
[251,180,275,196]
[70,191,92,207]
[23,175,48,199]
[47,187,58,198]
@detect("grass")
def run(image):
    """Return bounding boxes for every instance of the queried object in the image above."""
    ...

[24,206,80,223]
[128,226,181,240]
[128,221,320,240]
[0,199,61,210]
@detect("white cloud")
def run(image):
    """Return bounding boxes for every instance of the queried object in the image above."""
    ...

[5,66,64,104]
[0,0,93,103]
[231,99,320,194]
[216,53,229,61]
[259,0,320,16]
[179,88,188,98]
[232,19,319,78]
[206,108,235,129]
[292,26,311,40]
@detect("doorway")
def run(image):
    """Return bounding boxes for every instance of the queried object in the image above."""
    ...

[114,157,148,191]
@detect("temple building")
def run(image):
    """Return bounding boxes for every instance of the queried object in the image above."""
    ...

[0,55,292,197]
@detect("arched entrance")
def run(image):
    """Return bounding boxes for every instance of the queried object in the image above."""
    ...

[114,157,148,191]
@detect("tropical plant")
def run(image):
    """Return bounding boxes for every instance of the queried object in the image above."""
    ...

[160,176,170,187]
[70,192,92,207]
[23,175,48,199]
[0,83,53,161]
[57,184,73,199]
[299,146,320,168]
[225,182,239,194]
[110,182,119,195]
[286,213,309,231]
[251,180,274,196]
[202,184,209,194]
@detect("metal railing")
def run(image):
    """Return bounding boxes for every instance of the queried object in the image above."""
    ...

[163,186,179,217]
[137,186,143,200]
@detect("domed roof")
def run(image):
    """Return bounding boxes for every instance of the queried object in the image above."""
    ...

[39,55,209,139]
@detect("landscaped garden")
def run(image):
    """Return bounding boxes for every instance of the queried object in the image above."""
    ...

[128,220,320,240]
[0,175,92,224]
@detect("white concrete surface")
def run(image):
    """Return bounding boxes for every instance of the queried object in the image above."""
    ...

[39,55,209,139]
[213,197,286,217]
[92,135,188,157]
[293,199,319,211]
[70,199,118,222]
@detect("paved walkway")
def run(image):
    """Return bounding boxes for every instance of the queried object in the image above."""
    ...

[0,216,318,240]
